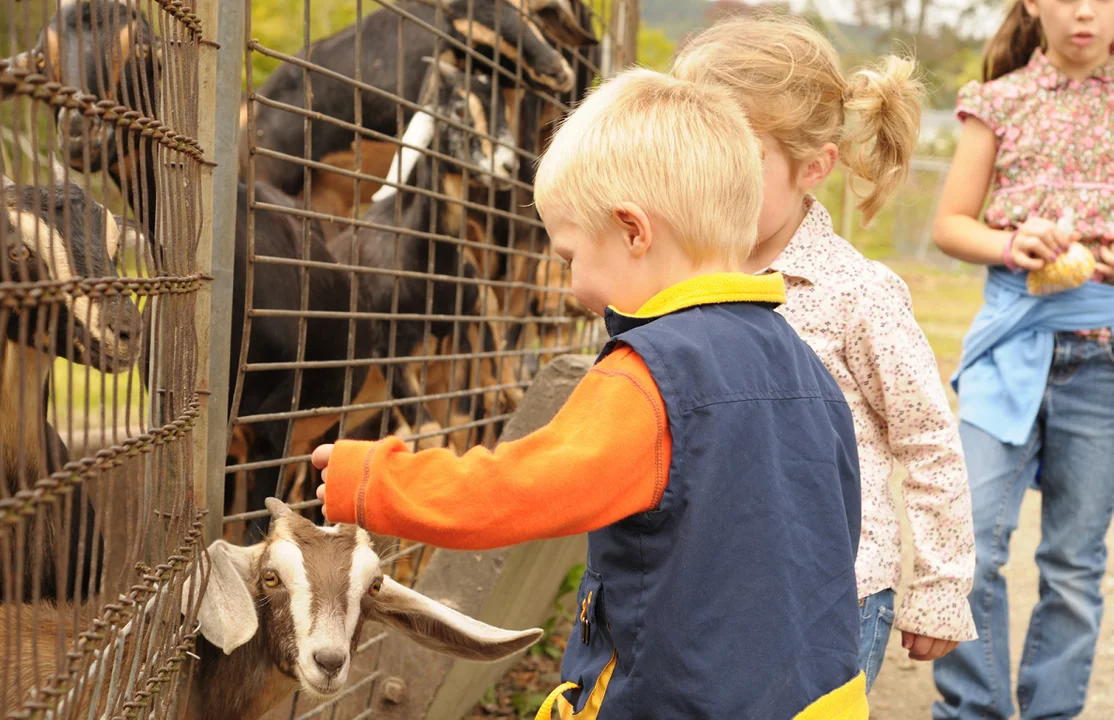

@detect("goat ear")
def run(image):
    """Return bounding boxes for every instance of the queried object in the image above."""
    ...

[183,540,260,655]
[264,496,294,521]
[533,0,599,47]
[366,576,543,662]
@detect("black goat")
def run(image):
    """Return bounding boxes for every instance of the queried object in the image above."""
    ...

[11,1,523,542]
[240,0,584,230]
[4,1,162,242]
[325,57,522,455]
[1,176,144,602]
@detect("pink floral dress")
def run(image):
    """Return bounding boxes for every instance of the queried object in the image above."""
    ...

[956,49,1114,343]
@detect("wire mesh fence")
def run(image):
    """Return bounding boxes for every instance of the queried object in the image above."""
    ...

[1,0,636,715]
[0,0,210,717]
[235,0,633,716]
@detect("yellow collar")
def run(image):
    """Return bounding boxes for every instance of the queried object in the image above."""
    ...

[607,272,786,320]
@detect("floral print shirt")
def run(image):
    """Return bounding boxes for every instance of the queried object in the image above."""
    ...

[956,49,1114,255]
[765,198,977,642]
[956,49,1114,343]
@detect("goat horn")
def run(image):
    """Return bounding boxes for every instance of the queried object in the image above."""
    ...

[264,497,294,519]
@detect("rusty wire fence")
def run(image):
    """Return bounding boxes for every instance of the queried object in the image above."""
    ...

[0,0,212,717]
[235,0,634,716]
[0,0,636,716]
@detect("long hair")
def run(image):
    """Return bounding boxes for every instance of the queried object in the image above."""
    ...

[983,1,1043,81]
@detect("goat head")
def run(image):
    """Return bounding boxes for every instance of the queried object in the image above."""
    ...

[183,498,542,700]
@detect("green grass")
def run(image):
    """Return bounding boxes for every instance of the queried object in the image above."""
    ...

[48,360,145,431]
[886,260,984,409]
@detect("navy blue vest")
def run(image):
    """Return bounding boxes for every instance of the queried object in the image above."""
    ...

[556,289,862,719]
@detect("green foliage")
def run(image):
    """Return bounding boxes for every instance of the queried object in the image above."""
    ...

[637,25,675,72]
[528,562,584,660]
[247,0,370,89]
[511,691,549,718]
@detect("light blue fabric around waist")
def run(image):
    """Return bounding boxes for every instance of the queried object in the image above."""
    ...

[952,268,1114,446]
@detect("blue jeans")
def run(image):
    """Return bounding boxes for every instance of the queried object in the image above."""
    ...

[859,588,895,693]
[933,334,1114,719]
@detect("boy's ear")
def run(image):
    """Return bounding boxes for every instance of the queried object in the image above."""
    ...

[798,143,839,191]
[612,202,652,259]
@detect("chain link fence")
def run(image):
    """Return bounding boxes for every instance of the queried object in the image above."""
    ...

[1,0,635,717]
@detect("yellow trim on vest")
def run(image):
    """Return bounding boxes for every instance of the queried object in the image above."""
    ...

[607,272,787,320]
[534,650,619,720]
[792,671,869,720]
[535,682,579,720]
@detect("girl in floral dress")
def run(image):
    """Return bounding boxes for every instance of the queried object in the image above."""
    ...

[931,0,1114,717]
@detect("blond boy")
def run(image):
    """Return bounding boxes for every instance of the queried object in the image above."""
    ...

[313,69,868,718]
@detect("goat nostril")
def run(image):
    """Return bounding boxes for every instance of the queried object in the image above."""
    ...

[313,650,346,679]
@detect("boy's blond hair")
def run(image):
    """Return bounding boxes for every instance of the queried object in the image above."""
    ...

[534,68,763,268]
[672,11,923,224]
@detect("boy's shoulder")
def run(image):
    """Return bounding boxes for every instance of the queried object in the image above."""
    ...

[619,299,847,407]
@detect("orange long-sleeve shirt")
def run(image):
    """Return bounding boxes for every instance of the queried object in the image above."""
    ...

[324,344,672,549]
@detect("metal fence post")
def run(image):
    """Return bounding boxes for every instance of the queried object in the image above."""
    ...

[194,0,243,543]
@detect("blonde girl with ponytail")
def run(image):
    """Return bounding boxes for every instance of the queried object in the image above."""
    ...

[672,10,977,693]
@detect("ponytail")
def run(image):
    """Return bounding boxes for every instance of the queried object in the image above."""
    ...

[671,13,925,225]
[841,56,923,225]
[983,1,1042,82]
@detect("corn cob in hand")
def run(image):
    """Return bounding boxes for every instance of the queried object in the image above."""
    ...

[1027,209,1095,296]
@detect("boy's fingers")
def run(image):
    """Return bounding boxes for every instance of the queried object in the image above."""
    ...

[311,444,334,470]
[316,484,326,503]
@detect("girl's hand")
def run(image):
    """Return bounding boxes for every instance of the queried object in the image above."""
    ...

[1007,218,1076,271]
[902,631,959,662]
[1097,245,1114,280]
[312,444,334,508]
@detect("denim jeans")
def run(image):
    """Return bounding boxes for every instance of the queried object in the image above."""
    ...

[933,334,1114,719]
[859,588,895,693]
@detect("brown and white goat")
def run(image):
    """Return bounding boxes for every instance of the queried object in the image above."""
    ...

[2,498,541,720]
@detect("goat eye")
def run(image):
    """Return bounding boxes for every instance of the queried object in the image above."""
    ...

[8,246,29,263]
[368,577,383,596]
[263,570,281,588]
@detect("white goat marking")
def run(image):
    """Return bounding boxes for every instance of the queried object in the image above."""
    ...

[492,141,518,181]
[345,532,379,641]
[370,111,436,204]
[6,209,108,349]
[267,538,313,651]
[103,212,122,261]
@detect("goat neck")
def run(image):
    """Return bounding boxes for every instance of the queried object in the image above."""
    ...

[185,632,298,720]
[0,340,50,478]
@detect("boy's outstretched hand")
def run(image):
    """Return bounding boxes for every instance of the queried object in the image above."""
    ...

[902,631,958,662]
[312,444,334,509]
